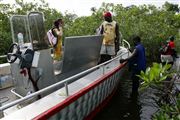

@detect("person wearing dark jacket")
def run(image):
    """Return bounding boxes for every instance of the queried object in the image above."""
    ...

[120,35,146,94]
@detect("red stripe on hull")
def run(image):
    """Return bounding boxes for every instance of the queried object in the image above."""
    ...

[33,63,127,120]
[84,84,118,120]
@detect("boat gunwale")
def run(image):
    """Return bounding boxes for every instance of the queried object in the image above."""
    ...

[33,62,127,120]
[0,51,129,112]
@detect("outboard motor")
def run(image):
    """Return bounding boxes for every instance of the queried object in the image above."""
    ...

[7,43,34,69]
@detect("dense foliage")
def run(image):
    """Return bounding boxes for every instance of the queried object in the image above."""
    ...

[137,62,172,90]
[138,63,180,120]
[153,98,180,120]
[0,0,180,64]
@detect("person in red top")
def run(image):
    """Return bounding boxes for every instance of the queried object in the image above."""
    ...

[160,36,177,66]
[168,36,178,59]
[168,36,175,54]
[169,36,175,48]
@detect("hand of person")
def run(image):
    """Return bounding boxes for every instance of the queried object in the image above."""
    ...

[128,48,132,52]
[120,59,126,63]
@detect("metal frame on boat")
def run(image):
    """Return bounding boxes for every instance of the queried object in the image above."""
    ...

[0,11,131,119]
[1,50,129,120]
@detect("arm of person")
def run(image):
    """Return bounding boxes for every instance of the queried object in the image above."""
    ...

[100,25,104,35]
[115,23,120,54]
[53,28,63,37]
[120,48,137,63]
[115,23,120,43]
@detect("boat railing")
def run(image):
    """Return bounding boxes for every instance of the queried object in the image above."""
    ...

[0,51,129,112]
[122,39,131,49]
[0,55,7,59]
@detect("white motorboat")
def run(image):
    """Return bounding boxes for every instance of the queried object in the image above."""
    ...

[0,12,131,120]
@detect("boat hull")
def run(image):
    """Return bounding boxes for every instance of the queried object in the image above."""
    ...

[1,47,129,120]
[33,63,127,120]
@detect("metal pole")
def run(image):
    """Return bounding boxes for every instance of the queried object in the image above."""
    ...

[0,103,4,118]
[0,55,7,58]
[102,65,105,74]
[64,82,69,96]
[0,110,3,119]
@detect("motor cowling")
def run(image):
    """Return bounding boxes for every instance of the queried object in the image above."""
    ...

[7,43,34,69]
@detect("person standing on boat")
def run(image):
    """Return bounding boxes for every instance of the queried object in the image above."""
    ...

[51,18,63,61]
[120,35,146,94]
[98,11,120,63]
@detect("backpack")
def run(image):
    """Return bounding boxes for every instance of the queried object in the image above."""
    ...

[102,21,116,45]
[47,28,58,47]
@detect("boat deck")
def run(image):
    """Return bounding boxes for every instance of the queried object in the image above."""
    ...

[0,87,17,105]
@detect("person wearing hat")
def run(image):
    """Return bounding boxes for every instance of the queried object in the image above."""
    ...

[98,11,120,63]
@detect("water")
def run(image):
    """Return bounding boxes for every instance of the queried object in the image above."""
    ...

[94,69,159,120]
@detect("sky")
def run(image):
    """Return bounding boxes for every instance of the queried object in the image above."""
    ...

[1,0,180,16]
